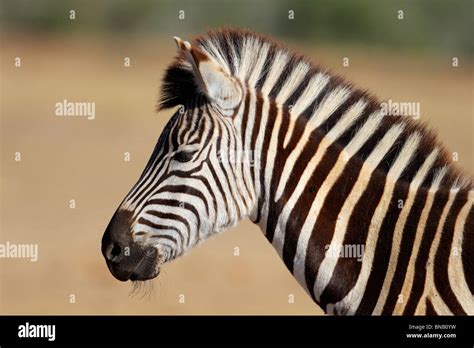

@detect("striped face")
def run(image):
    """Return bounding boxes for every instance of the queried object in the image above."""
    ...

[101,37,254,282]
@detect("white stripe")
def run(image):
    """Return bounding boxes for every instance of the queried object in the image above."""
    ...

[308,86,351,129]
[428,290,453,315]
[261,106,283,221]
[275,62,310,105]
[289,73,330,116]
[242,39,270,86]
[261,52,288,95]
[448,193,474,313]
[284,73,330,147]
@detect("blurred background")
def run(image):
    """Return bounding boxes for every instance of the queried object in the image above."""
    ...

[0,0,472,314]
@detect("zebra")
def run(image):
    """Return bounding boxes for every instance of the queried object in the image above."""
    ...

[101,28,473,315]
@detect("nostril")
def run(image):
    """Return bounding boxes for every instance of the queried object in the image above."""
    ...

[106,242,123,261]
[111,243,122,257]
[102,209,134,264]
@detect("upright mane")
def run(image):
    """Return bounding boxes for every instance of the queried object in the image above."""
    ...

[159,27,472,191]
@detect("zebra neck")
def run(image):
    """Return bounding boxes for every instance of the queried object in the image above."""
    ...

[255,150,471,315]
[244,94,472,315]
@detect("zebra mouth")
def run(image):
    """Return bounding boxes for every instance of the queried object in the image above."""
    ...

[105,246,160,282]
[102,208,166,282]
[130,269,159,281]
[129,257,160,281]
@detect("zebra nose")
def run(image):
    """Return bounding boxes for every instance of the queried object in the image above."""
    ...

[104,241,125,262]
[101,209,133,263]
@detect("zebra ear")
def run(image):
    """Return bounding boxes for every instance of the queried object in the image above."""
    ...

[173,36,241,110]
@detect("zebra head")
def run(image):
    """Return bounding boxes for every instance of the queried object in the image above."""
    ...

[101,36,256,282]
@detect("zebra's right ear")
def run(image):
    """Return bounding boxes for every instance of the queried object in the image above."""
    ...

[173,36,241,110]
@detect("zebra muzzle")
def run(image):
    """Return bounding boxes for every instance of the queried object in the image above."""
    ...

[101,210,160,282]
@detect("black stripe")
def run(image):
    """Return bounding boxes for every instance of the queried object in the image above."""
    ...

[239,92,254,206]
[255,47,277,90]
[268,56,297,100]
[433,189,468,315]
[264,105,291,243]
[145,197,200,222]
[137,217,181,246]
[194,108,214,161]
[285,69,315,108]
[250,94,263,206]
[256,102,278,228]
[461,205,474,294]
[319,168,387,310]
[265,104,290,194]
[146,211,191,246]
[425,298,438,315]
[240,92,251,151]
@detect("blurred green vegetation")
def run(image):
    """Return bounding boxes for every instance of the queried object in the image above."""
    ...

[1,0,472,55]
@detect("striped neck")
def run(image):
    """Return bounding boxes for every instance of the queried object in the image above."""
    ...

[243,85,472,314]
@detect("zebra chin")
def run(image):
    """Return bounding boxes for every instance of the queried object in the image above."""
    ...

[101,210,161,282]
[107,247,160,282]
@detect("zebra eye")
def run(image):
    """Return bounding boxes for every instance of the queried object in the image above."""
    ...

[174,150,196,163]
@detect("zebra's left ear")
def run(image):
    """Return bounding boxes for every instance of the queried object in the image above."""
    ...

[173,36,241,110]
